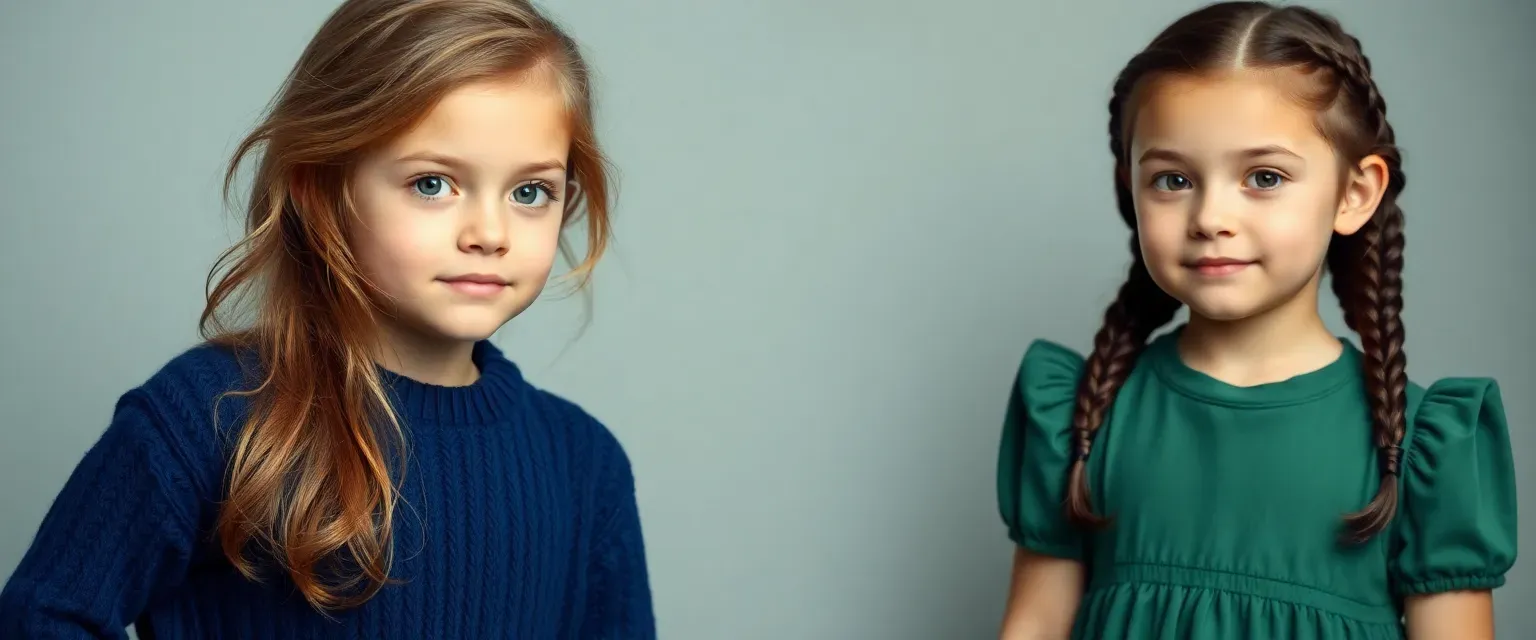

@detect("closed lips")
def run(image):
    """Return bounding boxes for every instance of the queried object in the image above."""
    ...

[441,274,508,285]
[1185,257,1255,275]
[439,274,510,295]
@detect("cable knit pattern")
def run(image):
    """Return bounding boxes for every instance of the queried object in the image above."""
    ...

[0,340,655,639]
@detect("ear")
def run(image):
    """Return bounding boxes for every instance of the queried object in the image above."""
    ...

[1333,154,1390,236]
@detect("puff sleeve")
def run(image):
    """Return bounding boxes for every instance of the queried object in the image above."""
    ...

[1390,378,1518,596]
[996,339,1087,560]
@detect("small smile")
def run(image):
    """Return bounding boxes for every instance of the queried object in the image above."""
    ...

[438,273,510,297]
[1183,257,1256,277]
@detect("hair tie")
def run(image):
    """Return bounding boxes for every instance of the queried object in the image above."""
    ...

[1381,444,1402,476]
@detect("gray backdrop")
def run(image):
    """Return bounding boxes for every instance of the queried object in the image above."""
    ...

[2,0,1531,637]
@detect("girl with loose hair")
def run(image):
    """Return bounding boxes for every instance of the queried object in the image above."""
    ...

[995,3,1516,638]
[0,0,654,637]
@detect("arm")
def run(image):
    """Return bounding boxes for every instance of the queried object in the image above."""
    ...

[999,547,1085,640]
[577,441,655,639]
[994,342,1091,639]
[1404,592,1495,640]
[0,395,201,638]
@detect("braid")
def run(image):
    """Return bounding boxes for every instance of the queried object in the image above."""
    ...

[1308,28,1410,542]
[1064,86,1183,528]
[1065,246,1180,527]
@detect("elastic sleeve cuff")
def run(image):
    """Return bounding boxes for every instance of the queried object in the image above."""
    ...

[1008,528,1083,561]
[1395,574,1506,596]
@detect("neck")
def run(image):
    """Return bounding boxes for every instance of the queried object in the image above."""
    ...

[373,319,481,387]
[1178,272,1343,387]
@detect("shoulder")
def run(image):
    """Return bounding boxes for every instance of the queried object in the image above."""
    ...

[83,341,253,505]
[1018,339,1086,381]
[133,340,255,401]
[1398,375,1514,528]
[1391,375,1517,593]
[1403,375,1508,459]
[1000,338,1090,444]
[521,382,634,473]
[995,339,1088,558]
[521,385,643,524]
[120,340,258,453]
[1008,339,1086,416]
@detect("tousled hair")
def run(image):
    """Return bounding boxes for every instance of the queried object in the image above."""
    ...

[1069,1,1407,544]
[200,0,612,610]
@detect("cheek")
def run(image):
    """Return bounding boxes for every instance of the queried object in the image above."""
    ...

[351,200,441,287]
[1256,192,1339,257]
[1134,201,1187,261]
[508,214,566,275]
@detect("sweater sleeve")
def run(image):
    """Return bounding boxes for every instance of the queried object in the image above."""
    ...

[577,432,656,640]
[0,391,204,638]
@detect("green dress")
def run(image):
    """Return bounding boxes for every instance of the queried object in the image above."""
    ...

[996,329,1518,639]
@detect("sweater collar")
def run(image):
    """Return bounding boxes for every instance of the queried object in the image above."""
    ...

[380,340,525,425]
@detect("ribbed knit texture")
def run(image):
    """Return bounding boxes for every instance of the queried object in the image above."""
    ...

[0,341,655,639]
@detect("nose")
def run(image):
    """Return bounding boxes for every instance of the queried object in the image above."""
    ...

[458,197,509,256]
[1188,188,1237,239]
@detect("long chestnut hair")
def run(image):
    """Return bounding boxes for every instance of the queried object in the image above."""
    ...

[199,0,612,610]
[1069,2,1406,544]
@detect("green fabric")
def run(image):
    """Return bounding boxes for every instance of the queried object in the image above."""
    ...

[996,328,1518,639]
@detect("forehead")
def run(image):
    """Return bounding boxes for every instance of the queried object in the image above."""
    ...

[1129,69,1330,158]
[385,68,571,165]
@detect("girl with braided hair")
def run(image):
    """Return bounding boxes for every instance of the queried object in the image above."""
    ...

[995,3,1516,638]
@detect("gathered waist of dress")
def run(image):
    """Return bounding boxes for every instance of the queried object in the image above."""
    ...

[1090,562,1402,625]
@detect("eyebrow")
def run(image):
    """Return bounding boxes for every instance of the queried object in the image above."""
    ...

[395,152,566,175]
[1137,145,1303,165]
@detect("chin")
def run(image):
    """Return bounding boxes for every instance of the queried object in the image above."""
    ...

[1187,305,1260,322]
[1176,291,1270,323]
[427,316,514,343]
[428,326,502,344]
[392,305,518,345]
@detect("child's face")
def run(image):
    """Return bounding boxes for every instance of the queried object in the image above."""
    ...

[1127,70,1372,322]
[349,69,571,346]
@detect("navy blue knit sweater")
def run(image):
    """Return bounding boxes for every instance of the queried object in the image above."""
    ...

[0,340,654,639]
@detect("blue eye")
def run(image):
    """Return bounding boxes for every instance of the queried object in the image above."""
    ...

[413,175,449,199]
[1246,170,1285,190]
[1152,174,1192,191]
[512,182,554,207]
